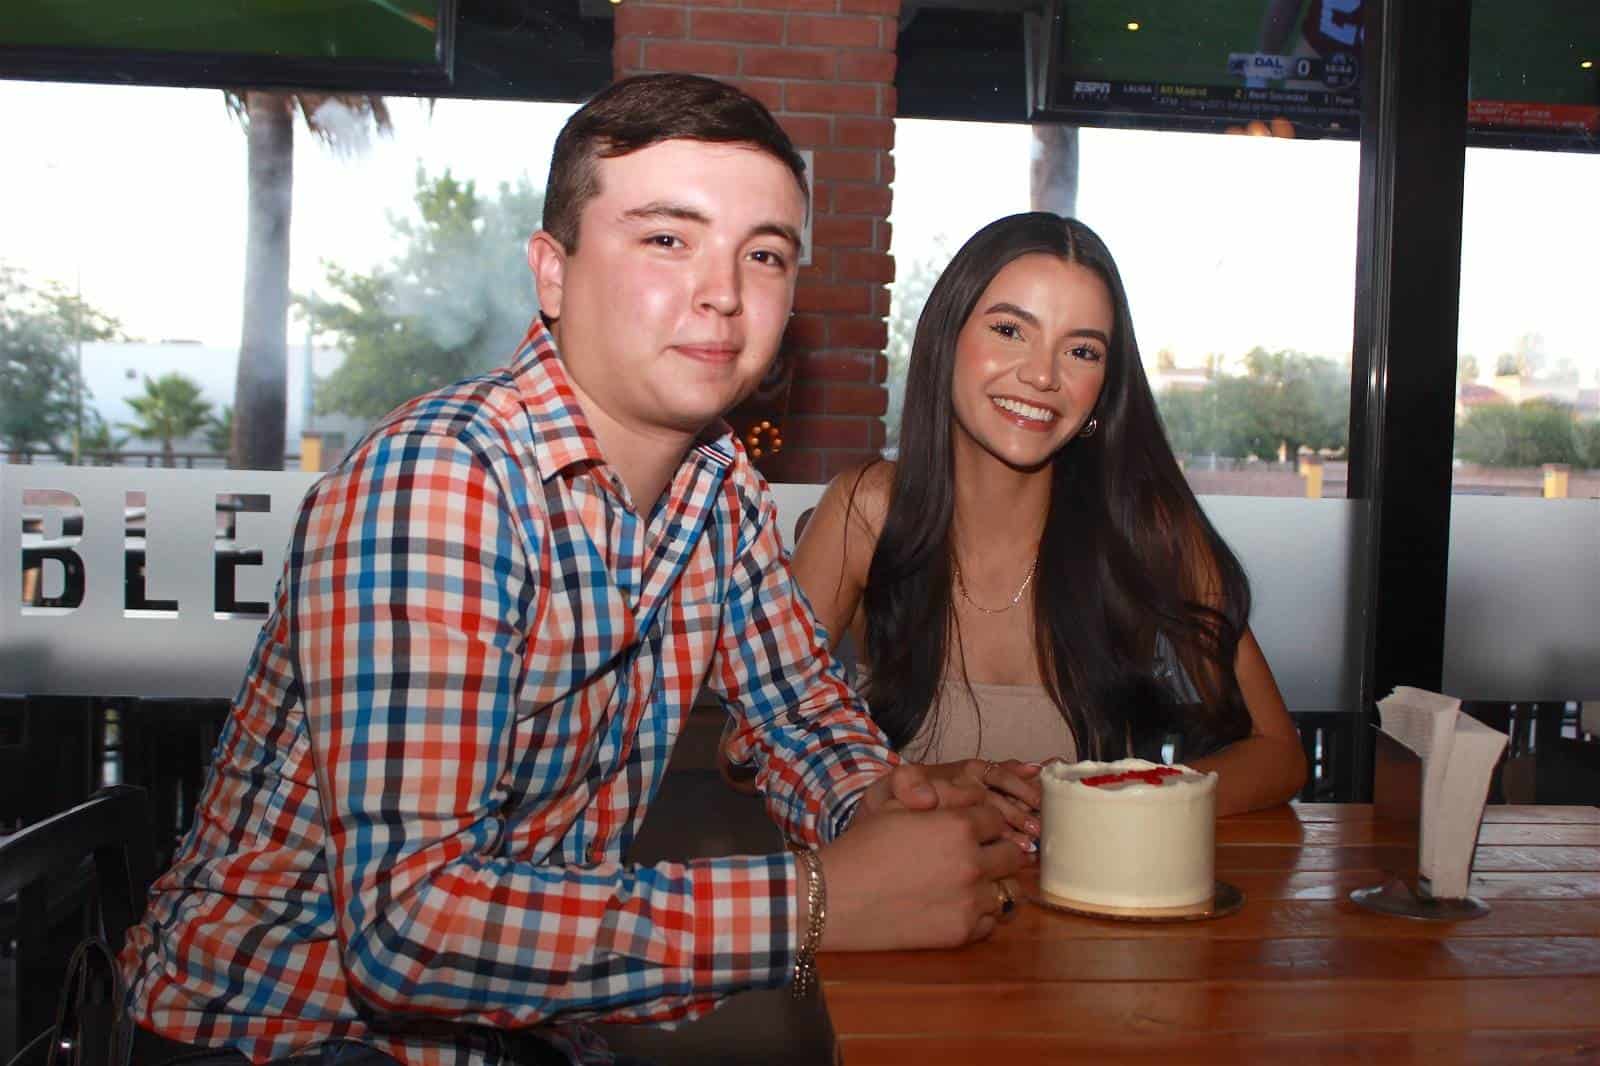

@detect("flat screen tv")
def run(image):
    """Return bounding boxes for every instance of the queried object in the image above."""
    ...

[1034,0,1598,152]
[0,0,456,93]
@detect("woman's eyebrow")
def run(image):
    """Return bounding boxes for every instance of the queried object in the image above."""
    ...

[981,301,1039,326]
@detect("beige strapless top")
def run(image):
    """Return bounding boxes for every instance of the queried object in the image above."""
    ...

[900,680,1079,766]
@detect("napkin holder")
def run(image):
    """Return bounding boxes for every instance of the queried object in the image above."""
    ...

[1349,727,1489,921]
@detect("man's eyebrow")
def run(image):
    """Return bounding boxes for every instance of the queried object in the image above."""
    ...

[980,301,1110,344]
[621,202,802,250]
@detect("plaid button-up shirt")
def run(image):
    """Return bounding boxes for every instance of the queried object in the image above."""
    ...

[121,320,897,1065]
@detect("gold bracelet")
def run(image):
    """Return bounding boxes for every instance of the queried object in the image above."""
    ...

[791,847,826,998]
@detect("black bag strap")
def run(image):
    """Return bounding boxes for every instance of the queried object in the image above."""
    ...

[44,937,132,1066]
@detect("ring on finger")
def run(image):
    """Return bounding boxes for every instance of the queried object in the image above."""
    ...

[980,760,998,787]
[995,877,1018,920]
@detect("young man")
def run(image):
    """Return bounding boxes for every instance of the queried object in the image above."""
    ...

[120,75,1030,1066]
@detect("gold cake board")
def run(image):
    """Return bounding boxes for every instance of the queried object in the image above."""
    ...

[1029,879,1245,923]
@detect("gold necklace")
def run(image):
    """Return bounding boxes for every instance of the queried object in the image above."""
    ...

[953,555,1038,614]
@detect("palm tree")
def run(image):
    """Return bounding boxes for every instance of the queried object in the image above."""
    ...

[226,91,391,470]
[79,410,128,465]
[122,372,213,468]
[205,405,234,457]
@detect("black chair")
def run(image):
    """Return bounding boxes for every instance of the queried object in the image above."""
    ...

[0,786,156,1065]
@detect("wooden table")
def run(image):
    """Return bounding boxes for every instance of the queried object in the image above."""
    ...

[820,804,1600,1064]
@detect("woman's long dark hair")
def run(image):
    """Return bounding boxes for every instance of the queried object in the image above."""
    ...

[861,213,1253,761]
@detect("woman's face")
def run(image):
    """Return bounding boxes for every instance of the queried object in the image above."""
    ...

[948,253,1113,472]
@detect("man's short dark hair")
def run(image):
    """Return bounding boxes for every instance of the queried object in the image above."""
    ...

[543,73,809,253]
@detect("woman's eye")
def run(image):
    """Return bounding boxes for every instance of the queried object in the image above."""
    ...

[1068,345,1104,362]
[988,321,1023,340]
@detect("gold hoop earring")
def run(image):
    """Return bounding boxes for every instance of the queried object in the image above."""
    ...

[1078,416,1099,438]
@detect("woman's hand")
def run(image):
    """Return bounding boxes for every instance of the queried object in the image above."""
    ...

[862,759,1042,855]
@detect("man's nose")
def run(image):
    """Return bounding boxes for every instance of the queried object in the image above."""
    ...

[696,254,742,315]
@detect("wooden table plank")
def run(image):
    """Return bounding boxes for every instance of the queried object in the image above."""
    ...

[837,1029,1600,1066]
[823,976,1600,1039]
[820,935,1600,984]
[1214,843,1600,873]
[1225,869,1600,901]
[1236,804,1600,825]
[1216,820,1600,847]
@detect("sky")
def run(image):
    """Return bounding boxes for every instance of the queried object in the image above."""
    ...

[2,79,1596,384]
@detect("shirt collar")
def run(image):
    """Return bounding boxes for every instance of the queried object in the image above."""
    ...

[510,317,738,483]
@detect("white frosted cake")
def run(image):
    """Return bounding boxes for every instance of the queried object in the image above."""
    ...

[1039,758,1219,910]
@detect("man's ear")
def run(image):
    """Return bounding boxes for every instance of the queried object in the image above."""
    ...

[527,231,567,321]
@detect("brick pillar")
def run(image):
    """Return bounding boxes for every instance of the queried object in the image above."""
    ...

[614,0,898,484]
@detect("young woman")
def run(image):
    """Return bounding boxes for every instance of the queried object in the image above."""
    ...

[790,213,1306,816]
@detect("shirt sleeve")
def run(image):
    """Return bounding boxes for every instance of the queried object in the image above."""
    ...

[711,485,900,846]
[289,427,801,1030]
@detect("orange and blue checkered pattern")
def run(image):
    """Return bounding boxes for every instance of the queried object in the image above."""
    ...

[120,320,896,1065]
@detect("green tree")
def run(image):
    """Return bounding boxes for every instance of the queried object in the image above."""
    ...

[304,168,546,420]
[205,405,235,455]
[79,410,128,463]
[1456,400,1582,467]
[1157,349,1349,461]
[122,372,214,467]
[0,267,122,458]
[228,91,392,471]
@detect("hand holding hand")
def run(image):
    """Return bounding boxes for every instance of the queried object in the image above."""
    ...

[815,800,1028,952]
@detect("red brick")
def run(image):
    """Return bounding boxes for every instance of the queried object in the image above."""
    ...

[796,350,877,382]
[692,10,785,44]
[788,14,880,48]
[884,84,898,115]
[762,449,824,484]
[836,49,896,83]
[642,40,738,75]
[826,383,889,416]
[812,213,874,248]
[841,0,899,14]
[613,5,684,38]
[744,0,837,10]
[742,46,832,80]
[788,415,872,449]
[881,152,894,185]
[614,39,644,72]
[785,82,878,115]
[789,383,828,414]
[873,353,889,383]
[828,316,888,349]
[785,313,827,349]
[645,0,738,6]
[831,182,892,215]
[872,286,892,316]
[822,449,882,479]
[836,117,894,149]
[868,420,887,448]
[874,219,893,251]
[798,246,833,279]
[794,282,873,314]
[838,250,894,283]
[728,78,784,112]
[812,149,878,183]
[779,114,832,149]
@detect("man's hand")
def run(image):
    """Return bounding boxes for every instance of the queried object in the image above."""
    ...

[814,800,1028,952]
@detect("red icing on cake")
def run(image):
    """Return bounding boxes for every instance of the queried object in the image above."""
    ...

[1081,766,1184,788]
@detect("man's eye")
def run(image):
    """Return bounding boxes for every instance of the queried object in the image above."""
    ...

[749,249,788,269]
[646,234,683,249]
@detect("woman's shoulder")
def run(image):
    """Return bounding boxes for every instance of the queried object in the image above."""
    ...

[819,457,896,539]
